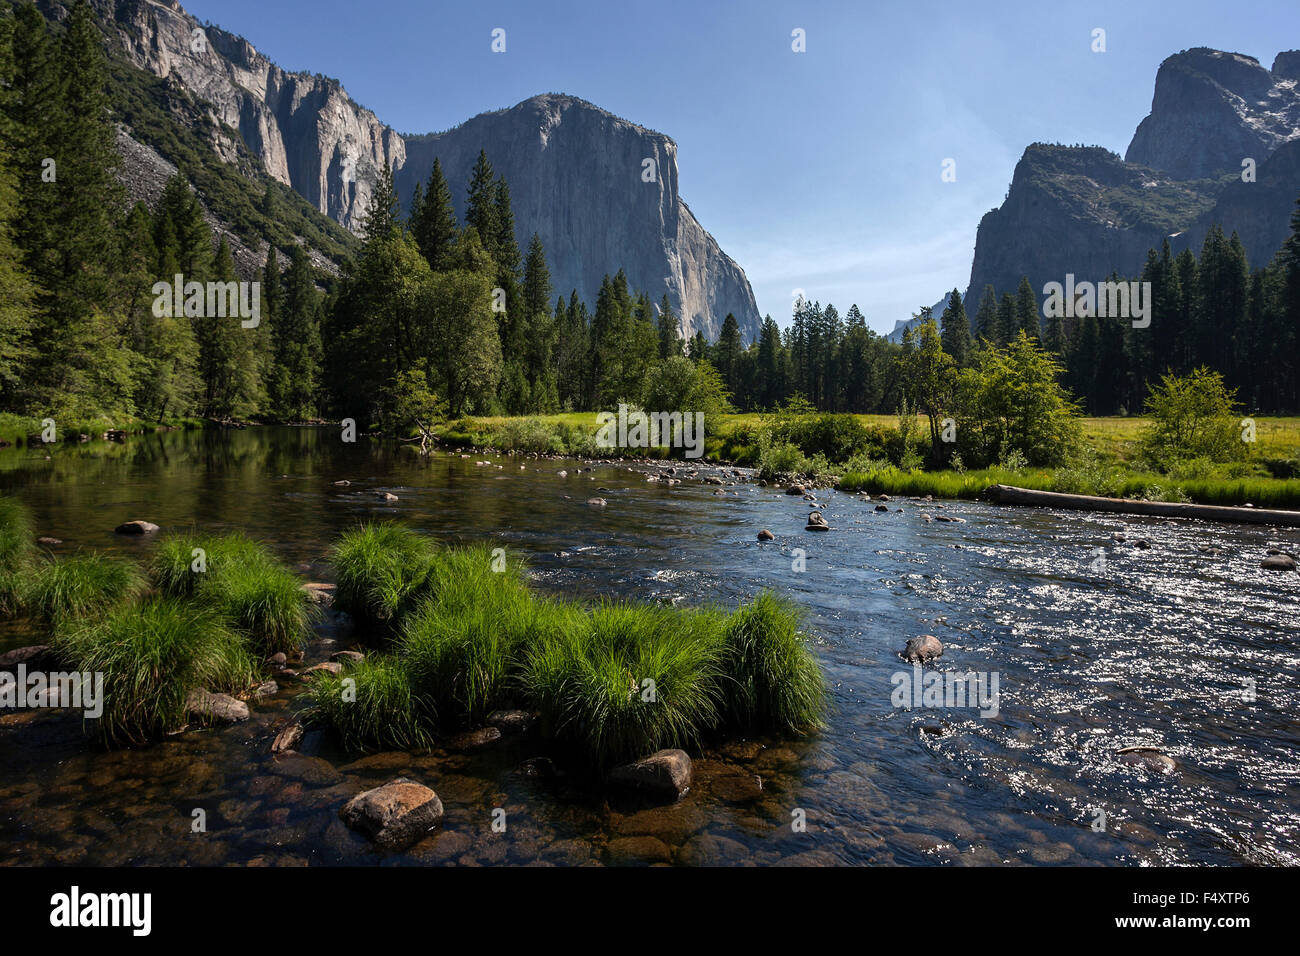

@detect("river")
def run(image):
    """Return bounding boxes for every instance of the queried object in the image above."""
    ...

[1,426,1296,866]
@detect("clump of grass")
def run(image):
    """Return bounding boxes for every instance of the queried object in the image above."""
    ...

[150,532,312,656]
[55,598,255,744]
[303,656,432,751]
[0,495,37,615]
[721,591,826,733]
[400,544,537,723]
[523,603,727,768]
[331,522,436,624]
[27,552,147,624]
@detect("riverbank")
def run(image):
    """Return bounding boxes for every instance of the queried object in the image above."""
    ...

[431,413,1300,510]
[0,412,211,448]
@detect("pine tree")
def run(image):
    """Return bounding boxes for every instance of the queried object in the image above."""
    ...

[465,150,500,259]
[360,163,400,243]
[971,285,998,344]
[1015,276,1040,342]
[410,157,457,270]
[939,288,972,366]
[996,293,1017,349]
[657,294,682,359]
[0,6,36,408]
[270,245,321,420]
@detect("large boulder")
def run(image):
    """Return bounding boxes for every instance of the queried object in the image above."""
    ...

[902,635,944,663]
[339,778,444,850]
[608,749,693,801]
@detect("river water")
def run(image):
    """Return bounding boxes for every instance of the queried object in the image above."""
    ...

[1,427,1297,866]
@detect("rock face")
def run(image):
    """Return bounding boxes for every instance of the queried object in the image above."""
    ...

[94,2,760,342]
[339,778,444,850]
[398,95,760,342]
[949,48,1300,328]
[1126,49,1300,181]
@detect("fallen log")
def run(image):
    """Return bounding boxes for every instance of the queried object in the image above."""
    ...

[987,484,1300,527]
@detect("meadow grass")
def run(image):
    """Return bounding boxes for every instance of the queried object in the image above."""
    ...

[54,598,255,744]
[0,495,37,615]
[150,531,313,656]
[27,552,147,624]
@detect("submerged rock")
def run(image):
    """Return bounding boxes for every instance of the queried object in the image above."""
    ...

[271,718,304,754]
[302,582,336,605]
[609,749,693,801]
[757,529,775,541]
[339,778,444,851]
[1117,747,1177,775]
[902,634,943,663]
[114,520,159,535]
[185,689,249,725]
[446,727,502,751]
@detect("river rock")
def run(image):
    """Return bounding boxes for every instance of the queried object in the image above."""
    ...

[252,680,279,699]
[185,689,249,725]
[446,727,502,751]
[374,491,398,502]
[339,778,444,851]
[1134,539,1150,550]
[587,497,608,507]
[757,529,775,541]
[874,504,889,512]
[300,662,344,679]
[902,634,943,663]
[485,710,536,734]
[805,512,830,532]
[114,520,159,535]
[271,719,304,754]
[36,536,62,546]
[1261,553,1297,571]
[0,645,57,673]
[785,484,805,496]
[332,480,351,486]
[302,582,336,605]
[330,650,365,665]
[1117,747,1178,775]
[609,749,693,801]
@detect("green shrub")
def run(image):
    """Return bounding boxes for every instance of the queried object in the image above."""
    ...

[27,552,146,624]
[55,598,255,744]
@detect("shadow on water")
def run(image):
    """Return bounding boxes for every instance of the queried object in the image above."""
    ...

[1,426,1297,866]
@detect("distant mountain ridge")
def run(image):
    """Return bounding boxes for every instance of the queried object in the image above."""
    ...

[85,0,761,342]
[890,46,1300,343]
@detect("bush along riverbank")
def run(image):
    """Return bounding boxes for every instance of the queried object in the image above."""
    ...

[0,501,826,810]
[0,412,211,449]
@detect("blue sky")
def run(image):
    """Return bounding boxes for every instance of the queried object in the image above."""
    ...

[183,0,1300,335]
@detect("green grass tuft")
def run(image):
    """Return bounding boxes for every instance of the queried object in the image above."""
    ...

[303,656,433,751]
[0,496,37,615]
[331,522,437,625]
[150,532,313,656]
[721,591,827,733]
[54,597,255,744]
[27,552,147,624]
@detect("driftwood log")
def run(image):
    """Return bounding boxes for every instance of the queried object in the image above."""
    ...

[987,484,1300,527]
